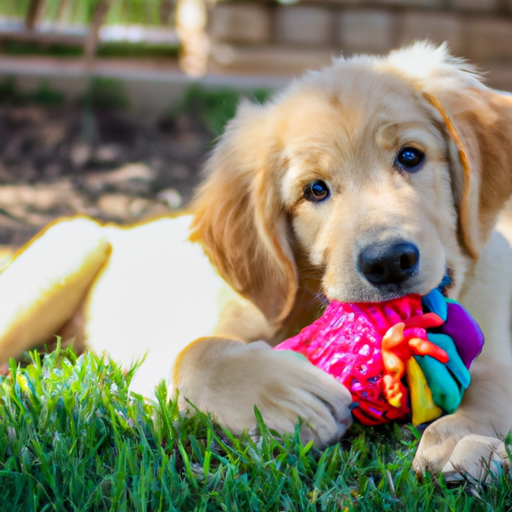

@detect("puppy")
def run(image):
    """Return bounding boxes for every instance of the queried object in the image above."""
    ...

[1,42,512,480]
[178,42,512,477]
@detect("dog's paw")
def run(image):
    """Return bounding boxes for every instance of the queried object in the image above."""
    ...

[440,434,510,484]
[177,340,353,447]
[412,414,511,483]
[412,414,474,475]
[255,347,353,446]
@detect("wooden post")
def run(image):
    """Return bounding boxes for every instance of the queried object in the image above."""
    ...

[176,0,209,76]
[57,0,68,26]
[25,0,43,31]
[84,0,111,71]
[160,0,175,25]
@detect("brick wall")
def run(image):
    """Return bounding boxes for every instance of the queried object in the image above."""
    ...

[207,0,512,89]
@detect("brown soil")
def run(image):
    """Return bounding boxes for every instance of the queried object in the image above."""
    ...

[0,102,212,256]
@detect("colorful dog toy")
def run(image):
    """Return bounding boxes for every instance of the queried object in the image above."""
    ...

[275,289,484,426]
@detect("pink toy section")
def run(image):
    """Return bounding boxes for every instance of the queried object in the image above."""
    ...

[275,293,484,427]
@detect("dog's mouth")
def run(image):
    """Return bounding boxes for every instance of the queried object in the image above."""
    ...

[319,268,454,305]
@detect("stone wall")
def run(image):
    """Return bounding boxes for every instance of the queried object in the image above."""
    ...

[207,0,512,89]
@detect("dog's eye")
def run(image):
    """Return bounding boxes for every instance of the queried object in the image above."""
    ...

[304,180,330,202]
[395,147,425,172]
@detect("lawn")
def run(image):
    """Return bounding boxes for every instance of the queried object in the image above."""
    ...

[1,0,171,27]
[0,346,511,511]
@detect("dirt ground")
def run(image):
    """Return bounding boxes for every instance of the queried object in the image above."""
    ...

[0,101,213,264]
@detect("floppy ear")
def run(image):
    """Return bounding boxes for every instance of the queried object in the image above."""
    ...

[423,89,512,259]
[189,101,298,325]
[388,43,512,260]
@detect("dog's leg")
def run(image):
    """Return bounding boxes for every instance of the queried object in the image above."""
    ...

[413,231,512,478]
[0,217,110,363]
[174,336,353,447]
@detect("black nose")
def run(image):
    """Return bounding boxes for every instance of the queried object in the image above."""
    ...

[358,241,420,286]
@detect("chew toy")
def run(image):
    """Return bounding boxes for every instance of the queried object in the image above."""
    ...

[275,289,484,426]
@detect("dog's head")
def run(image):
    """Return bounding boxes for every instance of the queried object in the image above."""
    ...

[191,43,512,326]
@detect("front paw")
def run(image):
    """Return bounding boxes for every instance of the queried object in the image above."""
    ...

[441,434,510,483]
[412,413,510,483]
[254,347,353,446]
[176,340,353,447]
[412,414,474,475]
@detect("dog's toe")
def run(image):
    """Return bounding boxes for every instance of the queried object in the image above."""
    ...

[412,414,474,475]
[441,434,510,484]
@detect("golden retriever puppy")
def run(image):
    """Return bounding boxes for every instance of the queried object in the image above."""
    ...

[1,42,512,480]
[179,42,512,477]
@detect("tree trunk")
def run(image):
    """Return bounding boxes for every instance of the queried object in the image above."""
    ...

[57,0,68,26]
[160,0,175,25]
[25,0,43,31]
[84,0,111,70]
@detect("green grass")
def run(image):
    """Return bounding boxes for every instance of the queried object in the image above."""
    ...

[0,0,173,26]
[96,42,178,59]
[0,346,511,511]
[0,77,66,105]
[175,86,272,137]
[0,0,179,60]
[0,41,84,58]
[0,76,129,109]
[0,40,179,60]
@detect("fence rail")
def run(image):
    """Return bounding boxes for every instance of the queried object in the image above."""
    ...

[0,0,208,74]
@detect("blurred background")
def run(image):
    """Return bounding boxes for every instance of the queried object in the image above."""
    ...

[0,0,511,258]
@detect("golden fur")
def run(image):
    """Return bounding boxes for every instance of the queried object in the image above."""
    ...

[180,43,512,478]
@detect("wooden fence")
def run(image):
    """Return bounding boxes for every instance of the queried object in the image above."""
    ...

[207,0,512,89]
[1,0,512,88]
